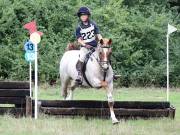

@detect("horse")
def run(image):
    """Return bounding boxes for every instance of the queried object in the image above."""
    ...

[59,38,119,124]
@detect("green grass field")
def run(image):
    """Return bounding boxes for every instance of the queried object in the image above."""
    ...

[0,87,180,135]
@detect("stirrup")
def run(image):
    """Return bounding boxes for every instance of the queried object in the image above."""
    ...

[75,75,82,85]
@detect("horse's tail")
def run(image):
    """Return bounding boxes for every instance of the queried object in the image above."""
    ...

[65,41,80,51]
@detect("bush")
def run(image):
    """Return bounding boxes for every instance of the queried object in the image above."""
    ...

[0,0,179,87]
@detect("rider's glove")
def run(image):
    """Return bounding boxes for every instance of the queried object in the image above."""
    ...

[85,44,92,49]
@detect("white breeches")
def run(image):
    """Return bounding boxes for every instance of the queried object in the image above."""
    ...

[79,47,89,62]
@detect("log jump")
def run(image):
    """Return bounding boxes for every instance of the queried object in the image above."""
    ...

[0,81,176,119]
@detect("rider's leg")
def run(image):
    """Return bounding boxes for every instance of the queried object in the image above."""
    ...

[75,60,83,84]
[75,47,89,84]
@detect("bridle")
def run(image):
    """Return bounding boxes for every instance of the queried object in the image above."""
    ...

[90,44,112,81]
[99,45,112,81]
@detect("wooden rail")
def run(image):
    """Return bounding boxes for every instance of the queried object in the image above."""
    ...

[38,100,175,119]
[0,81,32,117]
[0,81,176,119]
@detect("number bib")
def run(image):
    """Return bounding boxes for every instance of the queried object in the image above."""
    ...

[80,24,96,43]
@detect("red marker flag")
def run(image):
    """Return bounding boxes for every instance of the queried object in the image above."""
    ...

[23,21,43,36]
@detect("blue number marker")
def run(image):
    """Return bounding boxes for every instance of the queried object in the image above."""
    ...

[24,40,35,53]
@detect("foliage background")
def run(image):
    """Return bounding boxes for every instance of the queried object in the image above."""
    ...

[0,0,179,87]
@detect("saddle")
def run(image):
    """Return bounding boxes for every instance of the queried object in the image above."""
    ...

[82,47,95,87]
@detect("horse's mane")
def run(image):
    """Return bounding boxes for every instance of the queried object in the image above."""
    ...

[65,38,111,52]
[65,41,80,51]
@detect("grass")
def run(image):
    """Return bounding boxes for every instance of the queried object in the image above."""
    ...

[0,86,180,135]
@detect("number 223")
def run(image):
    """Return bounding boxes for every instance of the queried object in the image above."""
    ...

[81,30,95,40]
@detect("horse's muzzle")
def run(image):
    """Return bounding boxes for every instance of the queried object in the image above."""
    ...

[101,63,109,71]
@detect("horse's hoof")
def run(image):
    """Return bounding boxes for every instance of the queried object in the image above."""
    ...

[112,119,119,125]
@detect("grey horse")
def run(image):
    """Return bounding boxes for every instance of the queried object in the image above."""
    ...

[59,38,119,124]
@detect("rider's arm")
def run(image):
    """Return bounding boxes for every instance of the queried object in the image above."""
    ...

[77,38,86,47]
[78,38,92,49]
[96,34,102,41]
[76,27,86,47]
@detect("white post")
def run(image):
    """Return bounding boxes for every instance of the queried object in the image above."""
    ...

[29,62,32,97]
[34,43,38,119]
[166,34,169,101]
[24,21,42,120]
[166,24,177,101]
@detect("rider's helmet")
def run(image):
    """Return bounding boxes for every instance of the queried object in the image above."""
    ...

[77,7,91,17]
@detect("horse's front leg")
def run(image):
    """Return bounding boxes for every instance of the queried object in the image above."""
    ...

[92,78,118,124]
[106,82,119,124]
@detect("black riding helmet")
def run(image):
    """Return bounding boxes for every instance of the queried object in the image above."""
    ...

[77,7,91,17]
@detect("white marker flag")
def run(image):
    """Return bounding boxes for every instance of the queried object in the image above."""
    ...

[168,24,177,35]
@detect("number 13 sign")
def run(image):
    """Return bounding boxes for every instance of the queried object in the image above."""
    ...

[24,40,35,53]
[24,40,35,62]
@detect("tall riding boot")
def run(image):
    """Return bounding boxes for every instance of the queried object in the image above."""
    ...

[75,60,83,85]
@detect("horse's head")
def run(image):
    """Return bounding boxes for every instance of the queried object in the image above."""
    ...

[98,38,112,71]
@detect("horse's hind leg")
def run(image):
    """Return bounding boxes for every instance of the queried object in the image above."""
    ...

[60,75,70,99]
[65,80,77,100]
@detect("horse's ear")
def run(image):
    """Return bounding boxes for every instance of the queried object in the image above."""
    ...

[108,39,112,45]
[100,39,104,45]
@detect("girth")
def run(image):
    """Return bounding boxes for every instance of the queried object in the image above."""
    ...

[82,48,95,87]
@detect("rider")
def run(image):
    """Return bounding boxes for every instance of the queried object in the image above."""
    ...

[75,6,103,84]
